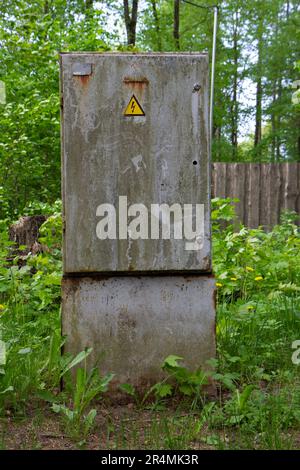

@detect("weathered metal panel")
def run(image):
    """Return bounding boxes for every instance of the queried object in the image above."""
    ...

[60,53,211,274]
[62,275,216,387]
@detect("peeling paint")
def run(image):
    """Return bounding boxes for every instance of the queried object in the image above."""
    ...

[131,154,146,173]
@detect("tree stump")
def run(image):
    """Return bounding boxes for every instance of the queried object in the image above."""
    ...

[8,215,47,263]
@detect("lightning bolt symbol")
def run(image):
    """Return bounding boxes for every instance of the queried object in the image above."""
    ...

[131,100,135,113]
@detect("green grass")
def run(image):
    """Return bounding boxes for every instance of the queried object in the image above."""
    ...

[0,199,299,449]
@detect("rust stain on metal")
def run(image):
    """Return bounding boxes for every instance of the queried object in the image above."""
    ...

[74,75,91,86]
[123,76,149,96]
[123,76,149,85]
[63,273,115,283]
[128,264,136,271]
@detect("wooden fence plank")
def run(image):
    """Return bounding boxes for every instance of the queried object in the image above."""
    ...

[213,162,226,199]
[269,163,281,227]
[259,164,271,228]
[247,163,260,229]
[284,163,299,213]
[211,163,300,229]
[232,163,246,225]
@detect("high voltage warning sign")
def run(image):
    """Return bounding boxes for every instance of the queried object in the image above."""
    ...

[124,94,145,116]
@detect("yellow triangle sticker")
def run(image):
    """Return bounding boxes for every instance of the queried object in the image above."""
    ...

[124,94,145,116]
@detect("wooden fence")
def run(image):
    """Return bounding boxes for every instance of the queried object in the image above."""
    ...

[212,163,300,229]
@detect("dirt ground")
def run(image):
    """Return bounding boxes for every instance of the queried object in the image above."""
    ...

[0,401,215,450]
[1,400,299,450]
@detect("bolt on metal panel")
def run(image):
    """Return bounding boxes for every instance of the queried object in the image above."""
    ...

[60,53,211,274]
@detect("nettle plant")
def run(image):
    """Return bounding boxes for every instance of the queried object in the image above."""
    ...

[120,355,209,410]
[212,198,300,300]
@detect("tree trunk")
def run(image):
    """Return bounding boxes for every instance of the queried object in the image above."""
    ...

[271,82,276,162]
[151,0,162,50]
[297,115,300,161]
[85,0,93,22]
[276,78,282,160]
[9,215,47,247]
[173,0,180,50]
[8,216,48,265]
[270,15,279,162]
[254,21,263,155]
[123,0,139,46]
[231,11,239,160]
[214,126,221,160]
[44,1,49,14]
[254,77,262,148]
[286,0,290,18]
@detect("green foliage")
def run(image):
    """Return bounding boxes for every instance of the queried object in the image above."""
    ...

[0,1,111,219]
[204,373,300,449]
[0,209,114,443]
[212,197,239,223]
[0,1,298,223]
[139,0,300,162]
[213,201,300,378]
[52,363,114,441]
[120,354,208,410]
[160,355,208,401]
[292,61,300,108]
[212,202,300,389]
[0,209,62,411]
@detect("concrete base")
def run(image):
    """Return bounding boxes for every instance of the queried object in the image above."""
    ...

[62,275,216,388]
